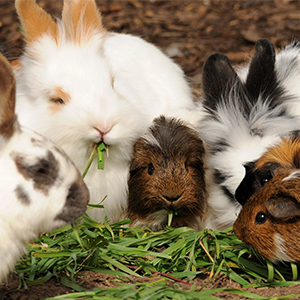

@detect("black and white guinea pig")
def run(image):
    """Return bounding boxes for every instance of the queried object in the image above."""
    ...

[127,115,208,231]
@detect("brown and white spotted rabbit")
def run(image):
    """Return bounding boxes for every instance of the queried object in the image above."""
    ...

[0,52,89,282]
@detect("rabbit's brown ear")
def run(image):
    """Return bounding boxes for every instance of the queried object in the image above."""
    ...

[15,0,58,44]
[0,53,17,139]
[266,197,300,219]
[62,0,106,44]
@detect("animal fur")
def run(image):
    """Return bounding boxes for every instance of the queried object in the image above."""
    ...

[0,51,89,282]
[14,0,196,223]
[200,39,300,230]
[234,143,300,263]
[128,115,208,231]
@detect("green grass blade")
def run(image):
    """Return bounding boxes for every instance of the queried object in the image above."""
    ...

[82,143,97,178]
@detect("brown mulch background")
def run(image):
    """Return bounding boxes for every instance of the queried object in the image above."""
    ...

[1,1,300,299]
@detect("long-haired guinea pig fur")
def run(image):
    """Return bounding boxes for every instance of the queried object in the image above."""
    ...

[199,39,300,230]
[127,115,208,231]
[234,136,300,263]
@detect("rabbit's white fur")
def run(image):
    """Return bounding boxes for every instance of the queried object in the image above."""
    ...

[14,0,197,223]
[201,40,300,230]
[0,52,89,282]
[0,128,89,282]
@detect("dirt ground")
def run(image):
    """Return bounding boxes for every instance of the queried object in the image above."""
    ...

[1,0,300,299]
[2,270,300,300]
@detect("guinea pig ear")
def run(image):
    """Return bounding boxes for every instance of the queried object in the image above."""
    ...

[294,154,300,169]
[129,158,141,174]
[244,39,278,104]
[202,53,240,111]
[287,133,300,168]
[129,145,145,175]
[234,161,256,206]
[15,0,58,44]
[266,196,300,219]
[290,130,300,140]
[0,52,18,142]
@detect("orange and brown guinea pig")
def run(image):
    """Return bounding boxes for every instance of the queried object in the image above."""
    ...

[234,136,300,263]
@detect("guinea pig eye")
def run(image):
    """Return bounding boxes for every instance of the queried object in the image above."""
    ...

[185,161,189,172]
[50,97,65,105]
[148,163,154,175]
[260,177,270,186]
[255,211,268,225]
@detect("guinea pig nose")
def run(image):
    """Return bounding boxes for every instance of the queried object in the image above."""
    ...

[164,195,181,202]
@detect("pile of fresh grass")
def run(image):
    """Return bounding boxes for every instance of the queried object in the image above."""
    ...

[13,149,300,299]
[14,208,300,300]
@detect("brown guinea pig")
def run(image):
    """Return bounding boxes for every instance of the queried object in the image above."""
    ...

[234,136,300,263]
[127,115,208,231]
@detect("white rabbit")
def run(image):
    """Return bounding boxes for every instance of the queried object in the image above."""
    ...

[200,39,300,230]
[0,51,89,282]
[14,0,197,223]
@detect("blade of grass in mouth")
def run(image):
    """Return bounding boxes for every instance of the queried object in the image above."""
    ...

[97,142,107,170]
[167,210,173,227]
[82,142,107,178]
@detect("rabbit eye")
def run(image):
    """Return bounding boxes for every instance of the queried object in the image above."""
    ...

[148,163,154,175]
[255,211,268,224]
[51,97,65,105]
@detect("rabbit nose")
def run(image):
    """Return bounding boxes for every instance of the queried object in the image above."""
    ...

[55,177,89,223]
[94,125,112,140]
[164,195,181,202]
